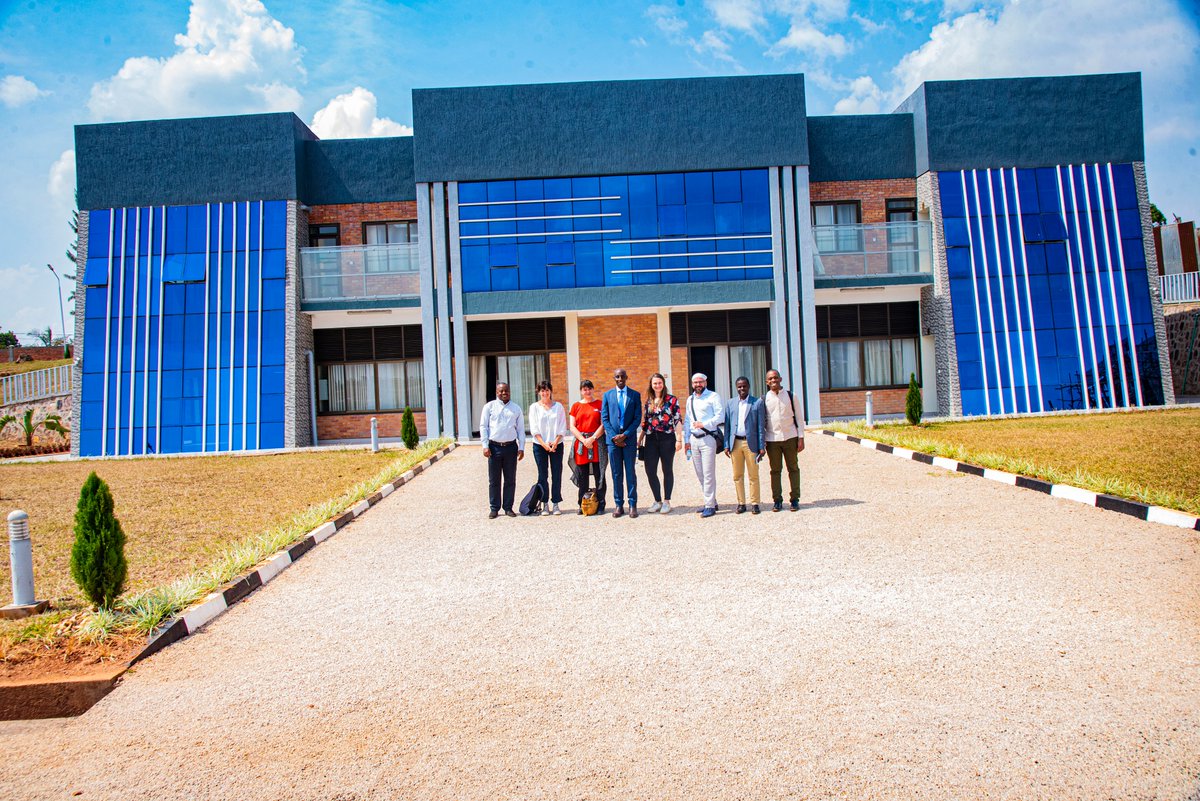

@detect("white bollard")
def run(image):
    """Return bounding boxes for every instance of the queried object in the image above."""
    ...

[865,391,874,429]
[8,510,34,607]
[370,417,379,452]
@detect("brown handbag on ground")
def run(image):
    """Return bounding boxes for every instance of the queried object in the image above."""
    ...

[580,490,599,516]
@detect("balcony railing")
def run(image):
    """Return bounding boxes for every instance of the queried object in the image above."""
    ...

[812,221,932,279]
[299,243,420,302]
[1161,272,1200,305]
[1,364,71,407]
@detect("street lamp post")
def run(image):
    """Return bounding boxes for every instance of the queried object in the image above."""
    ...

[45,264,68,358]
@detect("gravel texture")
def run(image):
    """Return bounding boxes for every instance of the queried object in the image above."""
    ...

[0,436,1197,800]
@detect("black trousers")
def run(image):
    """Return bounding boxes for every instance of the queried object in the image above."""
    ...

[487,440,519,512]
[532,443,563,503]
[642,431,677,503]
[576,460,605,509]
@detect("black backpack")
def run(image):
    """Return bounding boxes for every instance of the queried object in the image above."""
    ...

[519,483,544,516]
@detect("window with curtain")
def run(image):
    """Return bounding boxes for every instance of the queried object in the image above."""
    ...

[363,221,417,273]
[729,345,768,390]
[817,338,920,389]
[812,202,861,253]
[318,360,424,413]
[497,354,549,414]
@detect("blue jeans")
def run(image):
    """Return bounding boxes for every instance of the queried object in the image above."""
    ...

[532,443,563,504]
[607,441,637,508]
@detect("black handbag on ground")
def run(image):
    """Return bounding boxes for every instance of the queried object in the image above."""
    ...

[519,483,544,516]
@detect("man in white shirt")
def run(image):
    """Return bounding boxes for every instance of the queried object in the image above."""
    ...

[480,382,525,519]
[762,368,805,512]
[683,372,723,518]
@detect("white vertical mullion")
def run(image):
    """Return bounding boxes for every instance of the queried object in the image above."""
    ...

[960,172,991,415]
[1106,163,1144,406]
[215,203,224,450]
[242,201,250,450]
[228,203,236,451]
[1093,164,1130,406]
[1010,170,1044,412]
[128,207,139,456]
[985,170,1018,413]
[768,167,787,381]
[101,209,114,457]
[997,170,1031,413]
[142,207,153,454]
[201,204,211,452]
[156,205,166,452]
[256,200,264,448]
[1061,166,1101,409]
[970,170,1004,413]
[115,210,127,454]
[1079,165,1115,407]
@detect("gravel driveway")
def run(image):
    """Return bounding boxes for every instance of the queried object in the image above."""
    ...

[1,436,1197,800]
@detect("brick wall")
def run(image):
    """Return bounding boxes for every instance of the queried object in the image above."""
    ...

[669,346,689,396]
[4,346,68,363]
[820,388,912,417]
[308,202,420,245]
[549,352,569,398]
[1166,307,1200,395]
[0,396,71,444]
[578,314,662,396]
[809,178,918,224]
[317,411,427,441]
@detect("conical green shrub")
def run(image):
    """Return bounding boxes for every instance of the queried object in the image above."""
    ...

[400,406,419,450]
[905,372,923,426]
[70,472,127,609]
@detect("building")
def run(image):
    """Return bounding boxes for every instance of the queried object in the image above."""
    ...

[70,71,1175,457]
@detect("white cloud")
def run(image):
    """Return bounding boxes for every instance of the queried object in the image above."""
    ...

[833,75,885,113]
[705,0,765,33]
[47,150,75,206]
[647,4,689,39]
[87,0,305,121]
[310,87,411,139]
[768,21,849,58]
[0,264,61,336]
[0,75,48,107]
[851,12,886,33]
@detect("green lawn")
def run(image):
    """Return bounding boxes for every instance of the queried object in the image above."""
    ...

[0,358,71,377]
[829,408,1200,515]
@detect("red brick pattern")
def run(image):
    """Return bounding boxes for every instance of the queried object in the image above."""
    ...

[3,346,67,362]
[820,388,914,417]
[809,179,918,224]
[578,314,662,396]
[549,352,569,399]
[308,202,419,245]
[317,411,427,441]
[669,346,689,396]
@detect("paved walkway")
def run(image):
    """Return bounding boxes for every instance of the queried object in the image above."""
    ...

[1,437,1197,799]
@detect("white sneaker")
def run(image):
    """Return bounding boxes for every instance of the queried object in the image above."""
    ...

[648,502,662,513]
[541,507,550,516]
[552,503,562,515]
[660,501,671,514]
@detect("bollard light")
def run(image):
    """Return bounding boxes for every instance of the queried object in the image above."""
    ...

[865,391,874,429]
[370,417,379,452]
[2,510,48,618]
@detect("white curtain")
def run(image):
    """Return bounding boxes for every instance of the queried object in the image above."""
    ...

[713,345,732,400]
[470,356,487,430]
[498,354,546,416]
[729,345,768,395]
[377,362,406,410]
[892,338,918,385]
[864,340,891,387]
[828,341,861,388]
[328,363,375,412]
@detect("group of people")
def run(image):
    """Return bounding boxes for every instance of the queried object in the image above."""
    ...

[478,368,806,519]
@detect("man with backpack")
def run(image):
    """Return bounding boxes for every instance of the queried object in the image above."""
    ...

[762,369,806,512]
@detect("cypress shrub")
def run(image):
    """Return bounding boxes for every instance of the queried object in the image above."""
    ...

[400,406,419,450]
[70,472,127,609]
[905,373,923,426]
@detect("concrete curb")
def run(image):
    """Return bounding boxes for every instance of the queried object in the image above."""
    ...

[820,430,1200,531]
[132,442,458,665]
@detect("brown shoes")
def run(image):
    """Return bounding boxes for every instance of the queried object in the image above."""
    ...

[630,507,639,518]
[612,507,624,518]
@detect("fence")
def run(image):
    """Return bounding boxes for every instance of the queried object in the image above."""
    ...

[1,364,72,407]
[1161,272,1200,305]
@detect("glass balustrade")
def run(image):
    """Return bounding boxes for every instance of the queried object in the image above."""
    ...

[299,243,421,302]
[811,221,932,278]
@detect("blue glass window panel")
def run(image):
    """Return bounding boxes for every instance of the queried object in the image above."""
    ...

[949,284,978,331]
[517,243,547,290]
[1046,274,1076,327]
[257,365,284,393]
[686,203,715,236]
[261,249,286,279]
[1040,214,1067,241]
[262,201,286,249]
[938,175,966,218]
[943,218,970,248]
[1111,164,1137,208]
[88,210,111,257]
[490,264,518,291]
[547,242,574,265]
[261,278,285,311]
[490,244,518,267]
[630,206,658,238]
[1125,275,1152,325]
[572,176,600,198]
[1022,244,1047,275]
[259,395,285,424]
[632,264,661,285]
[684,172,713,204]
[743,202,770,235]
[459,220,489,238]
[1118,239,1146,271]
[515,179,542,201]
[489,219,517,237]
[656,174,684,205]
[1035,168,1061,210]
[573,198,601,218]
[1020,215,1044,243]
[574,241,604,287]
[181,315,205,368]
[461,245,490,292]
[184,205,206,254]
[1045,243,1069,274]
[658,205,686,237]
[82,324,107,375]
[84,255,111,287]
[85,287,110,319]
[714,203,743,235]
[1116,209,1142,239]
[1014,169,1039,212]
[261,311,285,365]
[741,170,768,203]
[459,183,487,204]
[959,389,986,416]
[713,171,741,203]
[547,263,575,289]
[459,205,488,222]
[628,175,656,206]
[600,175,627,199]
[716,239,746,267]
[260,422,284,449]
[544,216,572,235]
[541,178,570,200]
[161,397,183,427]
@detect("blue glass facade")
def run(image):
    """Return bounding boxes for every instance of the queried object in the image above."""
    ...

[79,201,289,456]
[940,164,1162,416]
[457,169,773,292]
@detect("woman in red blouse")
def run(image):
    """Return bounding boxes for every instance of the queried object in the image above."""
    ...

[636,372,682,514]
[568,379,607,514]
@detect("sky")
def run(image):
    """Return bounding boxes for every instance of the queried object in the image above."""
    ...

[1,0,1197,341]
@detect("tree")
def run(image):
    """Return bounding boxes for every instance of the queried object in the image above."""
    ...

[400,406,419,449]
[1151,203,1167,226]
[28,326,53,347]
[0,330,18,348]
[905,373,923,426]
[0,409,70,447]
[64,194,78,317]
[70,472,127,609]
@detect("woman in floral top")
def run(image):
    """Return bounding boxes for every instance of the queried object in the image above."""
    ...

[637,372,682,514]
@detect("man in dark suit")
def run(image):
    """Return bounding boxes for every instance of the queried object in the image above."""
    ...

[723,376,766,514]
[601,367,642,518]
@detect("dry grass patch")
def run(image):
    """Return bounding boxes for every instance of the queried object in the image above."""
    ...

[0,358,71,377]
[830,408,1200,515]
